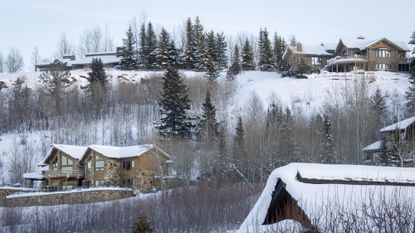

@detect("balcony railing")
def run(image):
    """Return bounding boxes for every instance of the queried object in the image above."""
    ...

[45,169,84,178]
[327,55,367,66]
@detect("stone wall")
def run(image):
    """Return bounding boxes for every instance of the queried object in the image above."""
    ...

[0,187,34,206]
[2,188,135,207]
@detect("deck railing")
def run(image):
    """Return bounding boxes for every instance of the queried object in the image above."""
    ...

[45,169,84,178]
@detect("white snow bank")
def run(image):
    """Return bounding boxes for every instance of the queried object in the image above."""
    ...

[6,187,133,199]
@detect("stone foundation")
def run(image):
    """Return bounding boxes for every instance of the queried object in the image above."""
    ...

[2,188,135,207]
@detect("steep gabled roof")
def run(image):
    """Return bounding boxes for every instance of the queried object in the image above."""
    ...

[41,144,88,164]
[339,37,410,51]
[83,144,171,160]
[238,163,415,232]
[380,116,415,133]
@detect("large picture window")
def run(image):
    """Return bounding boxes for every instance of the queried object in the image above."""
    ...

[94,155,105,171]
[61,156,73,171]
[375,48,391,58]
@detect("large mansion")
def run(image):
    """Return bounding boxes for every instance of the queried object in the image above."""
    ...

[284,36,411,73]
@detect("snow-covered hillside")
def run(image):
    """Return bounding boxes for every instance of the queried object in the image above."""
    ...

[1,69,410,115]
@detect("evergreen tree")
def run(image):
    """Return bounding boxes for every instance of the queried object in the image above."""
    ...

[157,28,171,69]
[87,58,108,85]
[120,25,138,70]
[213,125,230,178]
[241,39,255,71]
[205,60,220,82]
[233,116,245,161]
[132,214,153,233]
[320,114,337,164]
[229,45,242,76]
[138,23,147,69]
[257,28,275,71]
[371,88,387,126]
[273,33,287,72]
[183,18,197,70]
[205,31,218,65]
[158,67,193,136]
[145,22,158,70]
[377,136,400,166]
[193,17,206,71]
[215,32,228,70]
[86,58,108,115]
[166,40,179,67]
[199,90,219,140]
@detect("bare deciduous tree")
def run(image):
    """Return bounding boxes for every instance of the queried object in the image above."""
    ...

[5,48,24,73]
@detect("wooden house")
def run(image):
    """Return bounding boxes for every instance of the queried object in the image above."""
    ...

[81,144,173,192]
[363,116,415,165]
[284,42,335,72]
[39,144,87,191]
[326,37,410,72]
[238,163,415,232]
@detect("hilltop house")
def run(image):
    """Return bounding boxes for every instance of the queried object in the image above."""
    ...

[363,116,415,166]
[237,163,415,232]
[24,144,174,193]
[284,42,335,72]
[325,37,410,72]
[35,50,121,72]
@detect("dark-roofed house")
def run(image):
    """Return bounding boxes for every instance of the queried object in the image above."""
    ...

[284,42,335,72]
[237,163,415,232]
[326,37,410,72]
[81,144,173,193]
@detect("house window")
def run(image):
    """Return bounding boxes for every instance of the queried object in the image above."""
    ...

[376,63,389,71]
[123,161,132,170]
[94,155,105,171]
[94,180,103,187]
[375,48,390,58]
[61,156,73,171]
[311,57,321,65]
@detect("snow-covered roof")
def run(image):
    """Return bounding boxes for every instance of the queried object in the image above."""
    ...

[23,172,45,180]
[70,55,120,66]
[87,144,170,159]
[340,37,410,51]
[238,163,415,231]
[362,140,381,152]
[84,51,117,57]
[289,44,333,56]
[41,144,88,164]
[380,116,415,132]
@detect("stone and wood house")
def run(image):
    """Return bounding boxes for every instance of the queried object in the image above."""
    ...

[24,144,174,193]
[81,144,172,192]
[238,163,415,232]
[325,37,410,72]
[363,116,415,166]
[284,42,335,72]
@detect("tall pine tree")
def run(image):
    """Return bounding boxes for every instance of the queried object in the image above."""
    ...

[158,67,193,136]
[157,28,171,69]
[193,17,207,71]
[241,39,255,71]
[138,23,147,69]
[257,28,275,71]
[120,25,138,70]
[146,22,158,70]
[320,114,337,164]
[199,90,219,140]
[183,18,197,70]
[216,32,228,70]
[229,45,242,76]
[273,33,287,72]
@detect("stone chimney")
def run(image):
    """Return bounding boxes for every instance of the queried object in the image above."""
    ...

[357,35,365,40]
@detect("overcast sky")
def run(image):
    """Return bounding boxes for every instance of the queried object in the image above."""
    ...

[0,0,413,70]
